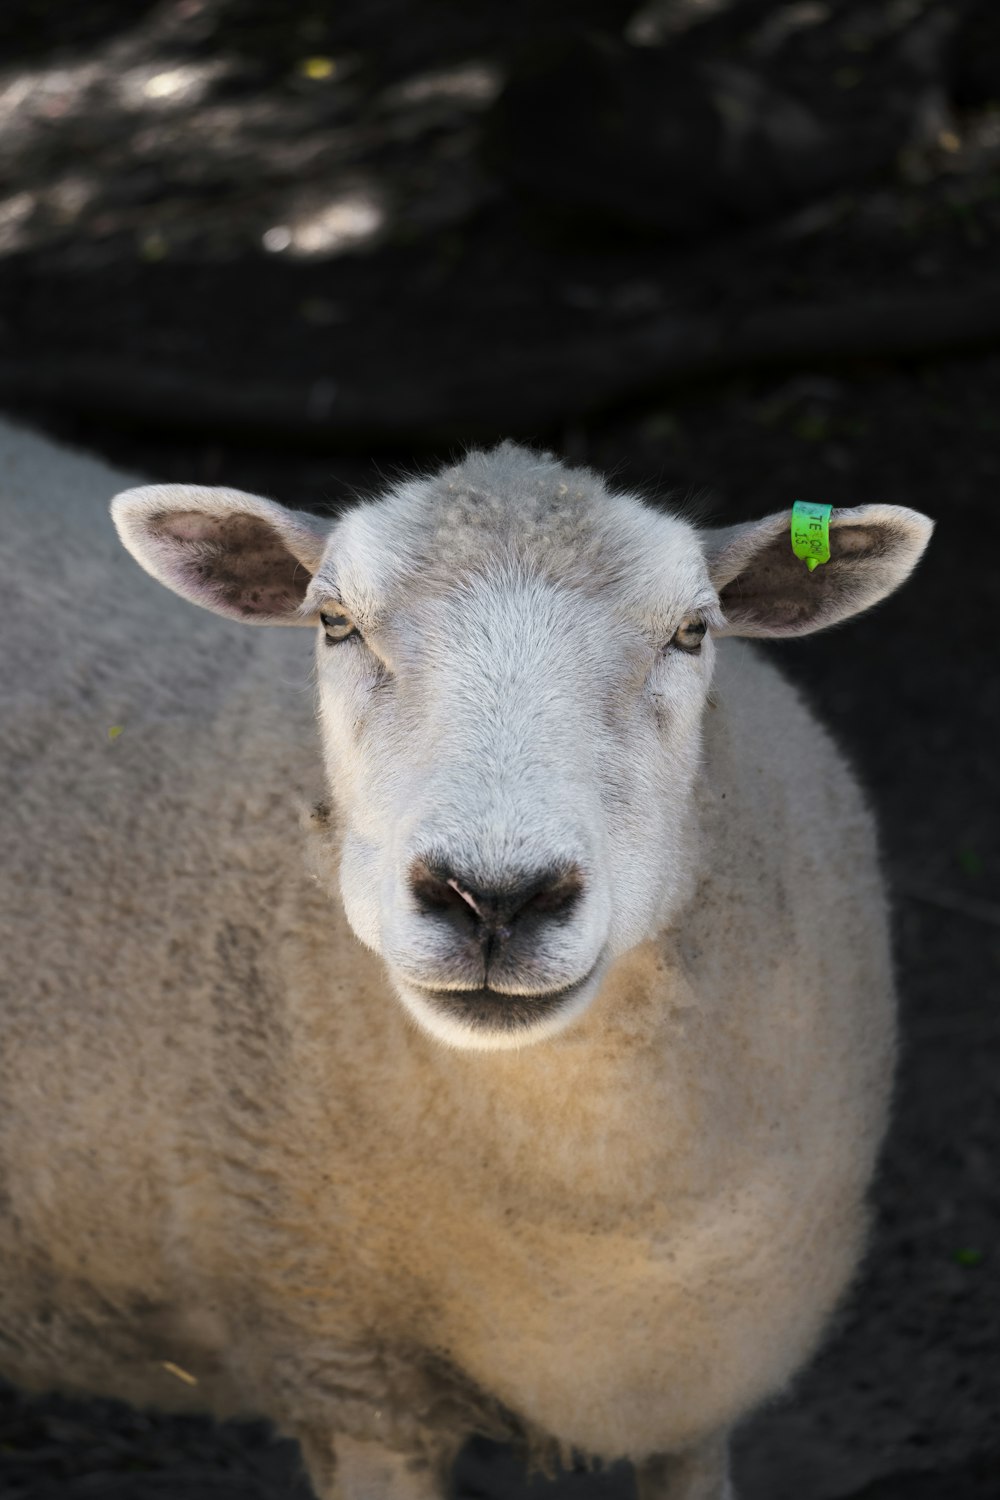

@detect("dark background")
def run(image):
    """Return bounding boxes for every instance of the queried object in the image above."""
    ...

[0,1,997,1497]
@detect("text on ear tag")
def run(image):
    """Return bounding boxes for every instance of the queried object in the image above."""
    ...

[791,501,832,572]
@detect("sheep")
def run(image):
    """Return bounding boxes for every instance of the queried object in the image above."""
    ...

[0,413,932,1500]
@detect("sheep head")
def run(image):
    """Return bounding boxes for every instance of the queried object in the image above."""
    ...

[112,443,931,1052]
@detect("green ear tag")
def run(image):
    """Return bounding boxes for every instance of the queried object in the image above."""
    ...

[791,500,832,572]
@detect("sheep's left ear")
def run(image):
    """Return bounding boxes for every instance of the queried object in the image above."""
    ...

[111,484,330,625]
[704,504,934,638]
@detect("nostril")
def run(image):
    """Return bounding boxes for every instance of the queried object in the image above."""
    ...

[514,868,584,921]
[409,858,474,920]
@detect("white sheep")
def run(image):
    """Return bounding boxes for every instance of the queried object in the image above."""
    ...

[0,416,932,1500]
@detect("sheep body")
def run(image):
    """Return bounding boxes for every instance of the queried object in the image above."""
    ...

[0,418,909,1495]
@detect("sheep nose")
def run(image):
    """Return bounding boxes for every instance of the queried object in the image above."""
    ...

[408,858,584,943]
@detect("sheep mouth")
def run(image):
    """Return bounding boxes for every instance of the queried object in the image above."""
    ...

[408,969,598,1033]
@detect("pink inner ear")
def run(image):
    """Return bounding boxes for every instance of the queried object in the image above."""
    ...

[149,508,313,622]
[156,510,251,546]
[155,511,240,545]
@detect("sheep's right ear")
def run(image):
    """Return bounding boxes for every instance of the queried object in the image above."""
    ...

[111,484,330,625]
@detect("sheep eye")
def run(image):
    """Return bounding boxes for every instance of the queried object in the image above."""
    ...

[320,609,359,644]
[671,616,707,654]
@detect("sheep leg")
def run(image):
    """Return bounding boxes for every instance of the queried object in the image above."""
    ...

[635,1434,733,1500]
[302,1431,449,1500]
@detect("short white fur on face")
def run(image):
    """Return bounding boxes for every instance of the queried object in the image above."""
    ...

[305,463,720,1052]
[112,444,933,1052]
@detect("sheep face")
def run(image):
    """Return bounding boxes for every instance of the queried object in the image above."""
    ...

[306,458,720,1051]
[111,443,932,1053]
